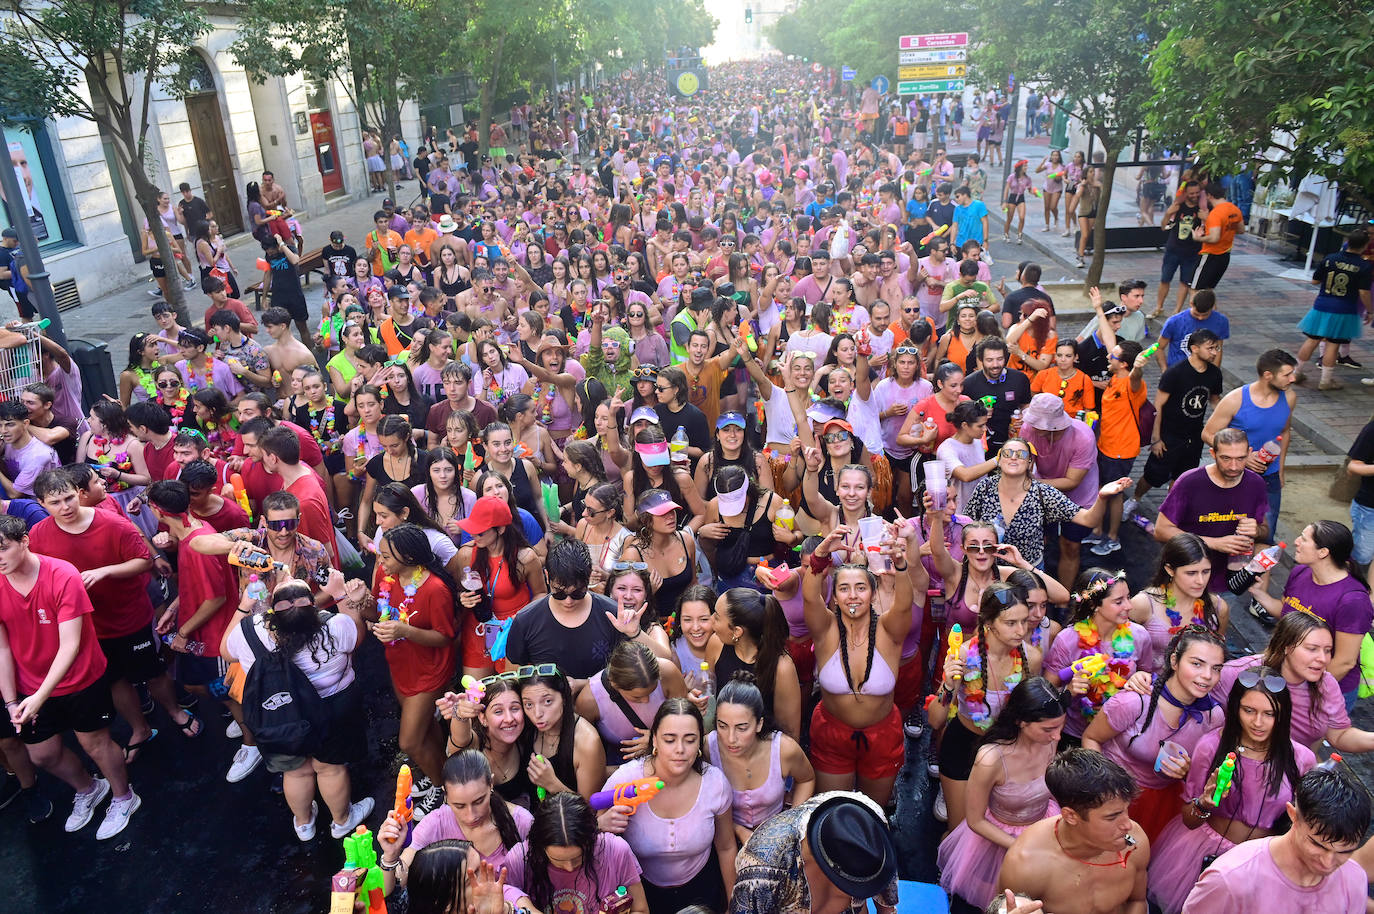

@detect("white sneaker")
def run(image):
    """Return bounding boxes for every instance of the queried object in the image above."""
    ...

[96,791,141,840]
[330,797,376,839]
[225,744,263,783]
[294,801,318,842]
[225,719,242,740]
[65,777,110,832]
[933,787,948,822]
[410,773,434,798]
[413,784,444,821]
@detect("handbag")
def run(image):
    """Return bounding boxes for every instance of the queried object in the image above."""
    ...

[1329,457,1361,503]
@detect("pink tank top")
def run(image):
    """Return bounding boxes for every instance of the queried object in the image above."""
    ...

[986,750,1057,826]
[707,731,785,829]
[589,672,665,750]
[816,645,897,697]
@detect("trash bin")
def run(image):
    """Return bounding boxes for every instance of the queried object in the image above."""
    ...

[68,339,117,412]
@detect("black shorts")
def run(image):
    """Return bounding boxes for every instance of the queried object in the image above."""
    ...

[149,257,167,279]
[175,653,228,688]
[1193,251,1231,290]
[1052,520,1093,544]
[1160,248,1200,285]
[19,676,116,745]
[1006,193,1026,206]
[100,628,167,684]
[1143,436,1204,487]
[277,296,310,323]
[1302,332,1353,345]
[937,715,981,781]
[1097,453,1136,484]
[264,681,367,772]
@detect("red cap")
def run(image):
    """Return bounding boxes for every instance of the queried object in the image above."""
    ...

[457,496,514,536]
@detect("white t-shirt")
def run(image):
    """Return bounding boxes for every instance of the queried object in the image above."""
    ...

[847,391,884,456]
[226,612,358,698]
[763,384,801,447]
[937,436,988,512]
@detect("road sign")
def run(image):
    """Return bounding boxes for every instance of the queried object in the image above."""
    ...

[899,48,966,65]
[871,75,890,94]
[811,62,823,73]
[841,66,856,82]
[897,79,965,95]
[899,64,966,80]
[899,32,968,50]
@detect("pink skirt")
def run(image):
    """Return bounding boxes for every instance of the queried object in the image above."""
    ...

[1146,815,1237,914]
[937,807,1057,909]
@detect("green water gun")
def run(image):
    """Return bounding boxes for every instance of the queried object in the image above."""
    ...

[1210,752,1237,806]
[341,825,386,914]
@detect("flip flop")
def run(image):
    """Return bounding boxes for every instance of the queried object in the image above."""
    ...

[123,729,158,764]
[177,710,203,739]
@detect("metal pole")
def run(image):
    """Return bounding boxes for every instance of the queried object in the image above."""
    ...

[0,124,69,349]
[1001,82,1020,186]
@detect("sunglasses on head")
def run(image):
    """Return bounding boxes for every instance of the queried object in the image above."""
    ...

[1237,669,1287,694]
[612,561,649,572]
[480,663,561,689]
[270,597,314,613]
[894,344,920,355]
[265,518,299,532]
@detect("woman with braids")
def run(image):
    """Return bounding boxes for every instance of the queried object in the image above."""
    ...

[1249,520,1372,708]
[931,583,1044,833]
[438,673,535,809]
[503,792,648,914]
[1082,627,1226,843]
[707,587,802,741]
[577,640,690,771]
[518,665,605,800]
[376,750,534,896]
[364,523,459,816]
[1045,568,1153,746]
[1129,533,1229,666]
[455,496,544,678]
[802,517,915,807]
[1146,667,1316,914]
[707,674,816,846]
[936,678,1066,911]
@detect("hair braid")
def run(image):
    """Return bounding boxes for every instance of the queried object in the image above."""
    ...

[832,605,879,693]
[1127,664,1169,749]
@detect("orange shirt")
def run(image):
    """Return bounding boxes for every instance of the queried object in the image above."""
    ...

[946,333,974,373]
[889,317,937,350]
[685,360,726,429]
[404,227,439,265]
[1010,330,1058,375]
[1031,367,1095,416]
[1200,201,1243,256]
[1097,373,1147,459]
[365,229,404,276]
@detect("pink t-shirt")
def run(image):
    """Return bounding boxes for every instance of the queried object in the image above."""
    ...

[1045,622,1152,737]
[504,832,642,911]
[603,758,731,887]
[915,257,959,323]
[1024,419,1100,508]
[1212,655,1349,749]
[409,801,534,871]
[870,376,933,458]
[1181,837,1366,914]
[1099,689,1222,790]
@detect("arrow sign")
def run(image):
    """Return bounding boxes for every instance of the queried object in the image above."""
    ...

[899,32,969,49]
[871,75,890,94]
[899,64,967,80]
[899,48,967,65]
[897,79,966,95]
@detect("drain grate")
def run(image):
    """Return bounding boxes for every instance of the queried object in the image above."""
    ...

[53,277,82,311]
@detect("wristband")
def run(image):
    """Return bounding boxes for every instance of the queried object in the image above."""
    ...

[1190,798,1212,819]
[808,552,833,574]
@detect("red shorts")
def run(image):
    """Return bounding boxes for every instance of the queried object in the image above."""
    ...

[786,636,815,686]
[809,701,904,780]
[1130,780,1183,845]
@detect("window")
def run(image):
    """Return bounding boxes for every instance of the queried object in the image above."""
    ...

[1,124,77,249]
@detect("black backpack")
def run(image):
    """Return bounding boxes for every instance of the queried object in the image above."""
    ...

[238,617,327,756]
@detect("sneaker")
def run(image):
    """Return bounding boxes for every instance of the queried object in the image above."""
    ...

[1016,233,1024,245]
[182,277,197,290]
[1090,537,1122,556]
[146,288,163,298]
[294,801,318,842]
[0,774,20,811]
[24,788,53,823]
[225,719,242,740]
[413,784,444,820]
[903,709,925,739]
[225,744,263,783]
[96,791,141,840]
[65,777,110,832]
[1248,599,1277,627]
[1081,530,1105,546]
[330,797,376,839]
[1338,355,1364,368]
[933,787,948,822]
[1362,378,1374,387]
[1076,258,1086,269]
[1122,498,1139,519]
[411,773,435,798]
[1319,378,1346,391]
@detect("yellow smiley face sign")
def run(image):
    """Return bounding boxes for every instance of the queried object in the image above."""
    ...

[676,70,700,97]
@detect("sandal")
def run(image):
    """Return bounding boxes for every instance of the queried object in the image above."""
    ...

[177,710,203,739]
[123,729,158,763]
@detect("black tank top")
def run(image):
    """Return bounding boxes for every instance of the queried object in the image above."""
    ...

[713,643,776,720]
[655,530,693,622]
[508,459,545,530]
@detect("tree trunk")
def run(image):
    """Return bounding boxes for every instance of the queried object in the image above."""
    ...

[1087,139,1121,288]
[477,33,507,162]
[126,156,193,328]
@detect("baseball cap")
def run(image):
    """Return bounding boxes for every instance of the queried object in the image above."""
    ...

[629,406,660,425]
[457,496,514,536]
[329,231,344,243]
[636,488,680,515]
[717,412,746,430]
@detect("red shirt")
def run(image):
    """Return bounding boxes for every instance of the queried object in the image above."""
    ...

[176,525,239,657]
[204,299,258,335]
[0,556,107,696]
[94,496,129,520]
[240,458,284,509]
[194,497,251,533]
[234,422,324,469]
[144,435,177,482]
[29,510,154,639]
[287,473,339,566]
[372,570,457,695]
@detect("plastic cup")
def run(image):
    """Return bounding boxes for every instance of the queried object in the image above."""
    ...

[858,515,889,572]
[1154,739,1186,774]
[776,504,795,531]
[924,459,947,511]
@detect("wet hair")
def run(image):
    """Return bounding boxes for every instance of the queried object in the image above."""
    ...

[379,523,460,617]
[32,469,77,503]
[522,792,603,912]
[377,415,417,459]
[1126,626,1224,749]
[1262,611,1333,726]
[1308,520,1366,590]
[264,580,335,666]
[646,698,706,774]
[973,582,1030,700]
[715,672,780,740]
[1046,748,1139,814]
[438,750,521,850]
[405,839,475,914]
[563,440,607,483]
[1209,664,1300,799]
[933,360,964,391]
[545,539,592,589]
[978,677,1067,748]
[0,514,26,544]
[1293,765,1373,848]
[605,640,661,693]
[178,459,219,492]
[374,481,446,535]
[947,399,988,429]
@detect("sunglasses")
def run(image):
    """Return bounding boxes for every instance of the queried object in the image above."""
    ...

[270,598,315,613]
[157,380,182,389]
[1237,669,1288,694]
[548,585,589,602]
[265,518,299,532]
[823,431,851,443]
[965,543,999,554]
[654,384,672,392]
[479,663,561,689]
[612,561,649,572]
[1000,448,1031,460]
[894,344,920,355]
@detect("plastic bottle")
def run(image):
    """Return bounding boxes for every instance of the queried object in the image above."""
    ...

[244,573,269,605]
[775,504,795,531]
[1009,407,1023,436]
[669,427,689,453]
[1256,438,1282,466]
[1227,542,1286,594]
[162,632,205,655]
[698,661,714,699]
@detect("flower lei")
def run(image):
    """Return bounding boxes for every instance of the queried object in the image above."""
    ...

[159,388,190,427]
[534,381,557,425]
[961,636,1024,729]
[376,567,425,643]
[1162,586,1208,634]
[185,359,215,393]
[308,406,340,453]
[89,435,133,492]
[133,367,157,399]
[1071,619,1135,720]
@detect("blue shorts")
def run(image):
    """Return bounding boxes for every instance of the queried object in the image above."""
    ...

[1160,248,1199,285]
[1351,500,1374,565]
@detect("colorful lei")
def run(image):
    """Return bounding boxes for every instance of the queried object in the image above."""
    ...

[307,405,340,453]
[89,435,134,492]
[132,367,157,399]
[1071,619,1135,720]
[1163,587,1208,634]
[961,636,1024,729]
[376,567,425,643]
[159,388,190,427]
[184,360,215,393]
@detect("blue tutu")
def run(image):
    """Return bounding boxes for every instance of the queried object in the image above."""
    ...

[1298,307,1362,342]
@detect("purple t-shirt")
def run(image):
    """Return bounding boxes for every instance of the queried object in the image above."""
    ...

[1158,466,1270,592]
[1099,689,1222,790]
[604,758,731,887]
[1279,566,1373,693]
[45,361,85,430]
[1213,655,1349,748]
[2,436,60,496]
[504,832,642,912]
[1025,419,1099,508]
[1181,837,1366,914]
[408,801,534,871]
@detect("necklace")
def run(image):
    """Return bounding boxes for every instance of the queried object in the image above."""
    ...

[375,567,425,641]
[1162,586,1208,634]
[960,636,1024,728]
[133,366,157,398]
[307,404,339,452]
[1054,819,1131,869]
[185,359,215,392]
[1236,742,1268,755]
[1070,619,1136,720]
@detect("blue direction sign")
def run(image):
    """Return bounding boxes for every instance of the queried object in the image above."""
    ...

[841,66,856,82]
[871,75,890,94]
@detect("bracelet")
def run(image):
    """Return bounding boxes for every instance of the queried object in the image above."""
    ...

[892,561,909,572]
[808,552,833,574]
[379,856,402,871]
[4,699,17,707]
[1190,798,1212,819]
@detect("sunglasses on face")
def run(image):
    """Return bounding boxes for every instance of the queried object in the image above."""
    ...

[1000,448,1030,460]
[823,431,851,443]
[548,585,589,602]
[157,380,182,389]
[1237,669,1288,694]
[965,543,998,554]
[265,518,299,532]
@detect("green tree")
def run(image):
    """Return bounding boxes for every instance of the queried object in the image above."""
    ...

[1147,0,1374,212]
[0,0,212,326]
[769,0,974,84]
[975,0,1159,285]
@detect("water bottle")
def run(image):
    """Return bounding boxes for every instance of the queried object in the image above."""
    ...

[697,661,714,699]
[162,632,205,656]
[244,573,269,606]
[1227,542,1286,594]
[1009,408,1023,437]
[1256,438,1282,466]
[669,426,689,454]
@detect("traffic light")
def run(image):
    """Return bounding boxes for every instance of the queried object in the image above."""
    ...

[745,6,752,23]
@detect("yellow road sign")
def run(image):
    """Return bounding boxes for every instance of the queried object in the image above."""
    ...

[898,63,966,80]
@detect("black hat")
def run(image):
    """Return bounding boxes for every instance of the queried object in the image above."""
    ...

[806,795,896,900]
[689,287,713,308]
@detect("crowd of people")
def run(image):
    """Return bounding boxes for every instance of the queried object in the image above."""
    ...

[4,56,1374,914]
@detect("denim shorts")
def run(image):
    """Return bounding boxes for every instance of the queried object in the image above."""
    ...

[1351,500,1374,564]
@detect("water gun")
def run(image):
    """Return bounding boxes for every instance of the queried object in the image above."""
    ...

[1141,341,1160,360]
[534,755,548,802]
[917,167,933,177]
[1029,187,1043,197]
[918,224,949,245]
[338,826,386,914]
[946,623,963,661]
[755,400,766,428]
[513,440,534,459]
[272,369,283,387]
[589,777,665,812]
[353,437,367,478]
[1057,653,1108,683]
[1084,410,1099,431]
[978,395,997,410]
[1048,170,1065,181]
[393,764,414,847]
[228,547,287,574]
[460,674,486,704]
[739,321,759,352]
[230,473,252,521]
[463,442,481,472]
[1210,752,1237,806]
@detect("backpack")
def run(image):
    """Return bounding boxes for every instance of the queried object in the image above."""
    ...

[238,616,327,756]
[1136,399,1157,447]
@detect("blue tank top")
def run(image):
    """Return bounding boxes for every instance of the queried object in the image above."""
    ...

[1232,385,1289,476]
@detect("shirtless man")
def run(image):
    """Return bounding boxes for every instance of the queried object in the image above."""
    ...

[260,306,319,397]
[999,749,1148,914]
